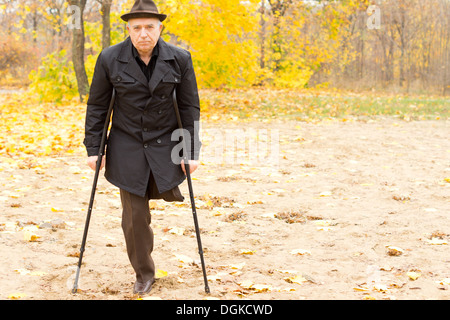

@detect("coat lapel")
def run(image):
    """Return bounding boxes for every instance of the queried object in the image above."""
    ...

[116,38,177,95]
[148,39,176,95]
[117,37,149,87]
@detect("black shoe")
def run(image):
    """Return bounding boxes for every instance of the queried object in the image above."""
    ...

[133,279,154,295]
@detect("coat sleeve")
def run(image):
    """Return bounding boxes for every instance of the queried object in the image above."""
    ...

[83,52,113,157]
[176,51,202,161]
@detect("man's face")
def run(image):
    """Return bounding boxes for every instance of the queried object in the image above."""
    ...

[127,17,163,55]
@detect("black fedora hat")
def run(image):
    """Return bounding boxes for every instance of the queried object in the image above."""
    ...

[121,0,167,22]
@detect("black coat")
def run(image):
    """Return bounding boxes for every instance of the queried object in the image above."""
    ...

[84,37,201,198]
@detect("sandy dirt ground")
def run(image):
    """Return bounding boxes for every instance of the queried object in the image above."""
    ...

[0,118,449,300]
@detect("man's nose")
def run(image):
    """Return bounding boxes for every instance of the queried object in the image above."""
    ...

[139,31,149,38]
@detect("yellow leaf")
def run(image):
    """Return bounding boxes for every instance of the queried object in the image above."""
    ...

[284,275,307,285]
[407,271,421,281]
[424,238,448,245]
[437,278,450,285]
[373,284,388,292]
[353,286,370,292]
[155,269,168,279]
[23,230,40,242]
[168,226,185,235]
[227,262,246,270]
[279,287,296,292]
[289,249,311,256]
[240,249,256,255]
[238,280,254,289]
[8,293,27,300]
[252,284,272,292]
[51,207,64,213]
[314,220,331,226]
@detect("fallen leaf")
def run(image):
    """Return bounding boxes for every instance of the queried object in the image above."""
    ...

[386,246,404,256]
[424,237,448,245]
[407,272,421,281]
[252,284,272,292]
[437,278,450,285]
[168,227,185,235]
[174,254,194,264]
[23,230,40,242]
[240,249,256,255]
[238,280,254,289]
[14,269,46,276]
[8,293,27,300]
[373,283,388,292]
[314,220,331,226]
[260,213,276,218]
[353,286,370,292]
[289,249,311,256]
[226,262,246,270]
[284,275,308,285]
[155,269,168,279]
[275,269,299,274]
[278,287,296,292]
[393,195,410,201]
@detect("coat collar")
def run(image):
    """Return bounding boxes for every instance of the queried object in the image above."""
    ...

[117,37,176,94]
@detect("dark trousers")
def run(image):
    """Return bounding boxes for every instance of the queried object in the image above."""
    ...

[120,187,155,283]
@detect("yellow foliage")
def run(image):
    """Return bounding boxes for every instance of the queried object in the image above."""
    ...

[160,0,262,88]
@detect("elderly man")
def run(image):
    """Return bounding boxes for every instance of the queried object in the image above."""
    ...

[84,0,201,295]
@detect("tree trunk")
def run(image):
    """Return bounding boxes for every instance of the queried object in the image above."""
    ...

[259,0,266,69]
[100,0,112,49]
[68,0,89,102]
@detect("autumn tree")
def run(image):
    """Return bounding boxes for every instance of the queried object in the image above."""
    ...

[96,0,112,49]
[67,0,89,102]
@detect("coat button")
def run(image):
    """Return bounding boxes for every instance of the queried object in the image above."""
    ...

[161,94,166,99]
[143,127,148,132]
[144,144,148,148]
[116,76,122,82]
[157,139,162,144]
[158,110,162,114]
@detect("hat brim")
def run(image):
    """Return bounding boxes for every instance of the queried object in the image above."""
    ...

[121,11,167,22]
